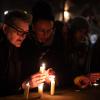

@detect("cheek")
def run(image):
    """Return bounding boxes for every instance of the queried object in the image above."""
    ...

[47,33,52,38]
[12,36,18,43]
[75,33,81,40]
[9,33,19,43]
[44,33,52,42]
[36,32,43,39]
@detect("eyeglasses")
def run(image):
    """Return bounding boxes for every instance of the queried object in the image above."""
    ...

[7,24,29,36]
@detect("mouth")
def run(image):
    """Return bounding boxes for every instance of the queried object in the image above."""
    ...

[16,40,23,45]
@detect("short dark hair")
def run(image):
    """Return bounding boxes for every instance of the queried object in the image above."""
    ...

[69,16,90,33]
[32,1,54,24]
[3,10,32,25]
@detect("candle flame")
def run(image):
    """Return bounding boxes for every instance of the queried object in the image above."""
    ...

[26,82,30,87]
[40,63,46,73]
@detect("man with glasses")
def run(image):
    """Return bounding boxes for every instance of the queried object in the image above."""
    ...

[0,10,48,96]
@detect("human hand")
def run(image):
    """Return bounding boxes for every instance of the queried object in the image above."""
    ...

[74,75,90,88]
[47,68,55,76]
[88,73,100,83]
[45,68,55,83]
[22,72,47,89]
[29,72,47,88]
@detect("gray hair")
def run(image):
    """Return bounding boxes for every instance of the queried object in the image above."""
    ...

[3,10,32,25]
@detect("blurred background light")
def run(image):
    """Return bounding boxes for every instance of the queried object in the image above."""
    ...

[64,11,70,22]
[4,10,9,15]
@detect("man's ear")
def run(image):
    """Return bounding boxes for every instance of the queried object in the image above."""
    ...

[2,24,8,34]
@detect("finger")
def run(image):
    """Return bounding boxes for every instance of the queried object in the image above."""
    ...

[31,73,41,79]
[29,81,37,88]
[31,73,46,80]
[30,78,45,86]
[31,74,46,84]
[36,79,45,84]
[36,75,46,82]
[47,68,55,75]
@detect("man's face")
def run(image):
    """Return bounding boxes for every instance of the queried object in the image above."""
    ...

[33,20,54,44]
[5,19,29,47]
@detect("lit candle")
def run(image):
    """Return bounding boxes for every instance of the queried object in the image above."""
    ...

[24,82,30,99]
[49,75,55,95]
[40,63,46,73]
[38,63,46,94]
[38,83,44,94]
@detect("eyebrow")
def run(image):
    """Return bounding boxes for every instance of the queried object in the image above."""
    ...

[7,24,29,33]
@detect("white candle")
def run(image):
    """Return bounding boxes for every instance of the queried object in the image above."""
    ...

[38,63,46,94]
[40,63,46,73]
[49,75,55,95]
[24,82,30,99]
[38,83,44,94]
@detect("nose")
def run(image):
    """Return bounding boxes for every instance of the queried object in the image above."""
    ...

[42,31,47,38]
[20,35,26,41]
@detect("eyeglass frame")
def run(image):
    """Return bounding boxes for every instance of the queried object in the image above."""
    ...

[6,23,29,36]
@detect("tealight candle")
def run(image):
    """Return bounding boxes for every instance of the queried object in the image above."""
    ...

[24,82,30,99]
[49,75,55,95]
[38,63,46,94]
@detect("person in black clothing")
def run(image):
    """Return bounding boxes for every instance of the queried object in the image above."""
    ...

[74,35,100,88]
[0,10,48,96]
[65,16,90,88]
[21,1,65,89]
[65,16,100,89]
[74,7,100,89]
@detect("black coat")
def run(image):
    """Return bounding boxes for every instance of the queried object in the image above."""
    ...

[65,38,100,87]
[0,29,23,96]
[21,34,66,89]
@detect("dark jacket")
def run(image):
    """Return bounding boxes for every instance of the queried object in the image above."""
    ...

[0,29,23,96]
[65,37,100,88]
[21,33,66,89]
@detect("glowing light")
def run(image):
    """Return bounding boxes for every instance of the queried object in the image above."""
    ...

[49,75,55,95]
[38,62,46,94]
[24,82,30,99]
[93,83,99,87]
[4,11,9,15]
[89,34,98,44]
[40,63,46,73]
[64,11,70,22]
[24,11,28,14]
[38,83,44,94]
[64,2,69,11]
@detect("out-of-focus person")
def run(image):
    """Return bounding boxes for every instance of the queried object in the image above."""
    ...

[65,16,100,89]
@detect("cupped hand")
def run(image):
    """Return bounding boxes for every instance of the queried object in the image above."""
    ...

[74,75,91,88]
[22,72,47,89]
[45,68,55,83]
[29,72,47,88]
[88,73,100,83]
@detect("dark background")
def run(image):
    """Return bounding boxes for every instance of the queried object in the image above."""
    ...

[0,0,100,22]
